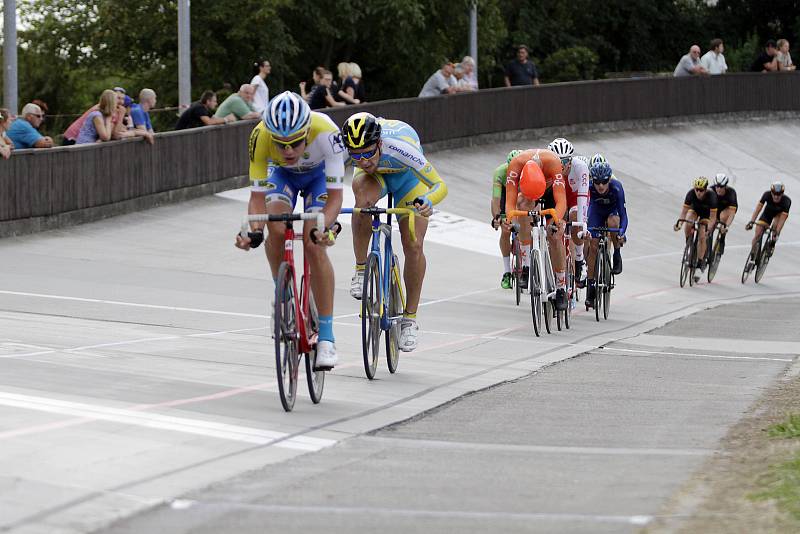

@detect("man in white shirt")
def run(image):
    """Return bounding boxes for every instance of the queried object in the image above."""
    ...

[700,39,728,75]
[418,61,457,98]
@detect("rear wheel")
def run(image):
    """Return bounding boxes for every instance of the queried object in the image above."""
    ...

[530,252,542,337]
[687,235,697,287]
[513,236,522,306]
[602,252,612,321]
[302,277,324,404]
[563,251,574,330]
[741,249,754,284]
[707,232,722,283]
[594,243,604,322]
[361,254,381,380]
[680,236,692,287]
[386,255,402,374]
[755,236,772,283]
[274,262,298,412]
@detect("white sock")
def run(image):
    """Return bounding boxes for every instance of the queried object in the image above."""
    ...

[502,256,511,273]
[575,244,584,261]
[522,244,531,267]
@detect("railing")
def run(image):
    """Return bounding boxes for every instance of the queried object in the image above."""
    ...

[3,73,800,235]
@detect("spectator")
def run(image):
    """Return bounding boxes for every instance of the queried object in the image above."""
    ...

[175,91,230,130]
[250,58,271,113]
[215,84,261,121]
[309,69,345,109]
[419,61,457,97]
[673,45,708,77]
[335,62,359,104]
[700,39,728,75]
[750,40,779,72]
[0,108,14,159]
[461,56,479,90]
[453,64,476,92]
[6,103,53,149]
[300,66,325,102]
[504,45,539,87]
[75,90,116,144]
[776,39,796,71]
[63,106,97,145]
[346,62,366,102]
[130,88,157,134]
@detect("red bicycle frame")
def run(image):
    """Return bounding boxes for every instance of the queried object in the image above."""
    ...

[281,222,317,356]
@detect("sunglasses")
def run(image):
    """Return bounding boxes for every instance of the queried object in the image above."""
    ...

[273,136,306,149]
[695,188,706,193]
[593,178,610,185]
[772,191,784,196]
[349,147,378,160]
[560,157,572,166]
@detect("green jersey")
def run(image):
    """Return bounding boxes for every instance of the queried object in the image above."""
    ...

[492,162,508,199]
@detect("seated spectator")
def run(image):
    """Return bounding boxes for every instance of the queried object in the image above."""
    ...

[504,45,539,86]
[7,103,53,149]
[75,90,116,144]
[250,58,271,113]
[335,62,359,104]
[751,40,779,72]
[214,84,261,121]
[419,61,457,97]
[175,91,231,130]
[460,56,478,90]
[0,108,14,159]
[300,66,325,103]
[345,62,366,103]
[131,88,157,134]
[673,45,708,77]
[777,39,795,71]
[453,64,476,92]
[309,69,345,109]
[700,39,728,75]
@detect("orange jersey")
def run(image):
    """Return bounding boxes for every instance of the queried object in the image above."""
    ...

[505,148,567,220]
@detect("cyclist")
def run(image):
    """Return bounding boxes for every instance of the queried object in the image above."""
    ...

[585,162,628,308]
[505,148,569,310]
[674,176,718,274]
[744,181,791,268]
[548,137,590,284]
[344,112,448,352]
[491,149,523,289]
[711,173,738,254]
[235,91,344,369]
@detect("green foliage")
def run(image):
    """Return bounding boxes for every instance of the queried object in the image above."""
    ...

[750,452,800,520]
[540,46,599,82]
[725,34,761,72]
[768,414,800,439]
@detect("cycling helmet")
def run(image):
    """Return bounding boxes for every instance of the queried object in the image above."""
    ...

[693,176,709,189]
[713,173,729,187]
[342,112,382,150]
[590,153,607,167]
[263,91,311,138]
[771,181,785,194]
[506,149,523,164]
[520,160,547,200]
[590,162,613,183]
[547,138,574,159]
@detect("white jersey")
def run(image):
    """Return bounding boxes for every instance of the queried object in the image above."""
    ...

[568,156,590,224]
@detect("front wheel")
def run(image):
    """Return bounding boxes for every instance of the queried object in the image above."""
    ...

[707,233,722,283]
[274,262,298,412]
[755,239,773,283]
[741,250,754,284]
[361,254,382,380]
[512,237,522,306]
[386,254,403,374]
[530,252,543,337]
[302,278,324,404]
[680,237,692,288]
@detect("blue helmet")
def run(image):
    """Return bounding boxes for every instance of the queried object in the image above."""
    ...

[590,161,613,183]
[263,91,311,138]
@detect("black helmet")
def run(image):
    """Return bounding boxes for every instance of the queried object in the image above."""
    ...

[343,112,381,150]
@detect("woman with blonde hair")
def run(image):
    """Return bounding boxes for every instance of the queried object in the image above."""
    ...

[0,108,14,159]
[341,62,366,103]
[777,39,796,71]
[76,90,117,144]
[334,62,358,104]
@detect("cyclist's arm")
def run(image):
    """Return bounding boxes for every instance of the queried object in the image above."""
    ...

[775,198,791,236]
[321,132,346,228]
[615,183,629,235]
[247,126,271,231]
[749,201,765,224]
[321,189,343,230]
[553,180,568,221]
[491,165,505,218]
[412,163,448,206]
[577,165,590,224]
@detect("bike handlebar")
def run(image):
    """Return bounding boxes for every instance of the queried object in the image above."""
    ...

[240,212,325,237]
[339,207,417,241]
[676,218,708,229]
[506,208,560,223]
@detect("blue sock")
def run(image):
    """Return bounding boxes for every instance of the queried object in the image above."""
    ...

[318,315,334,342]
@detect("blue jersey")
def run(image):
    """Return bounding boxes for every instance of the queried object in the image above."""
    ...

[588,179,628,236]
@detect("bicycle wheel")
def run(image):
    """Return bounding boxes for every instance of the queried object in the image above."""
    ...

[594,243,604,322]
[361,253,382,380]
[385,254,402,374]
[274,262,298,412]
[302,277,324,404]
[602,251,612,321]
[513,238,522,306]
[530,251,543,337]
[707,234,722,283]
[687,235,698,287]
[563,253,574,330]
[741,250,753,284]
[679,236,692,288]
[755,239,772,283]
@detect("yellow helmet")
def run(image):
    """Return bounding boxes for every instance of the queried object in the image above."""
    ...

[343,112,381,150]
[692,176,709,189]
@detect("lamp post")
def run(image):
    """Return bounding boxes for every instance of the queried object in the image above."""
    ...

[178,0,191,110]
[3,0,18,114]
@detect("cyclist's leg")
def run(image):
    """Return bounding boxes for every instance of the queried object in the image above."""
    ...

[300,173,336,335]
[684,210,698,243]
[607,213,623,274]
[258,167,297,279]
[494,187,512,278]
[546,218,568,309]
[752,219,768,256]
[569,207,586,280]
[585,208,606,305]
[697,218,710,263]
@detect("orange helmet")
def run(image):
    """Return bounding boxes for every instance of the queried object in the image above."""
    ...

[520,160,546,200]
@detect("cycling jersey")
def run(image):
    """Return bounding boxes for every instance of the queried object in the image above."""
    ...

[506,148,567,220]
[352,118,447,209]
[683,189,718,220]
[249,112,345,209]
[715,186,738,211]
[757,191,792,224]
[492,163,507,199]
[588,180,628,238]
[566,157,590,223]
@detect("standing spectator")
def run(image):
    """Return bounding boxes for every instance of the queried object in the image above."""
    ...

[75,90,116,144]
[347,62,366,102]
[418,61,457,97]
[751,40,779,72]
[504,45,540,87]
[461,56,479,90]
[700,39,728,75]
[453,64,476,92]
[0,108,14,159]
[335,62,359,104]
[130,88,157,134]
[776,39,796,71]
[673,45,708,77]
[250,58,271,113]
[300,66,325,102]
[7,103,53,149]
[175,91,231,130]
[215,84,261,121]
[309,69,346,109]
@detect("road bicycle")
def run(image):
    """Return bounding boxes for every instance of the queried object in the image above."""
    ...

[559,221,587,330]
[742,224,777,284]
[240,212,327,412]
[677,218,708,288]
[706,221,728,283]
[586,227,620,322]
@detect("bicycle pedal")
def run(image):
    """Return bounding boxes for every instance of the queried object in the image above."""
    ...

[313,364,333,372]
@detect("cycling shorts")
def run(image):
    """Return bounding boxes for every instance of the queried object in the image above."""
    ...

[758,211,783,226]
[256,165,328,212]
[588,206,620,238]
[357,168,429,218]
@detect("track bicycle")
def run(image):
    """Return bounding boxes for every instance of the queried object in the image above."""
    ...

[559,221,587,330]
[705,221,728,283]
[742,224,777,284]
[586,227,620,322]
[676,218,708,288]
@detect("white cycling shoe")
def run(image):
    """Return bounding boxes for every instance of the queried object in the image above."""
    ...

[350,269,363,300]
[399,319,419,352]
[315,340,338,370]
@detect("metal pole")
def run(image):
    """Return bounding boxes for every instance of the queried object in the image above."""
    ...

[178,0,191,109]
[3,0,18,114]
[469,1,478,71]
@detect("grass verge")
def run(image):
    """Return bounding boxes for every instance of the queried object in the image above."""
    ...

[750,414,800,520]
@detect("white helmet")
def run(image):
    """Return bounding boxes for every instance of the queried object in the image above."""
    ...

[548,138,574,159]
[713,173,729,187]
[590,153,607,167]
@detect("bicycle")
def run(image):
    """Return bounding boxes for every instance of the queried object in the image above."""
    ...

[677,218,708,288]
[494,213,526,305]
[706,221,728,283]
[240,212,327,412]
[341,203,416,380]
[559,221,587,330]
[742,224,776,284]
[586,227,620,322]
[508,207,558,337]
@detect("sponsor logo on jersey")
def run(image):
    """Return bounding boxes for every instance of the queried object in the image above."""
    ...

[325,176,338,183]
[248,128,260,161]
[386,143,426,166]
[329,132,345,154]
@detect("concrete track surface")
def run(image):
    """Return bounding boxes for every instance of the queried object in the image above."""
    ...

[1,118,799,533]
